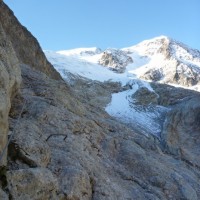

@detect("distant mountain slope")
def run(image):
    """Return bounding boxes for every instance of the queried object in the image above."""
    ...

[45,36,200,136]
[123,36,200,89]
[45,35,200,90]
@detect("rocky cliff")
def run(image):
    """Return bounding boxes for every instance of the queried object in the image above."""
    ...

[0,2,61,81]
[0,2,21,166]
[0,1,200,200]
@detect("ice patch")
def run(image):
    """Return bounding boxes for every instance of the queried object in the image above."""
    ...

[105,80,167,137]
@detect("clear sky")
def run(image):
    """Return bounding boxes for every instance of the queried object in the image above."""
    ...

[4,0,200,51]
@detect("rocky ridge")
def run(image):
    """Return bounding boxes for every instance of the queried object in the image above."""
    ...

[123,36,200,88]
[99,49,133,73]
[0,1,200,200]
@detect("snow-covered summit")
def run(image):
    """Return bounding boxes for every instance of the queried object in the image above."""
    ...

[44,36,200,137]
[45,35,200,90]
[121,36,200,88]
[123,35,171,56]
[124,35,200,62]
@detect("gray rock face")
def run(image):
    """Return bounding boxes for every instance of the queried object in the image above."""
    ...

[132,86,159,105]
[8,120,51,168]
[7,168,58,200]
[0,188,8,200]
[99,49,133,73]
[0,20,21,166]
[174,65,200,86]
[142,68,164,82]
[151,82,199,106]
[62,72,122,108]
[60,167,92,200]
[162,97,200,167]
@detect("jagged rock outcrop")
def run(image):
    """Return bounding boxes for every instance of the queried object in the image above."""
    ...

[132,87,158,105]
[124,36,200,89]
[174,63,200,86]
[99,49,133,73]
[80,47,102,56]
[0,1,200,200]
[141,68,164,82]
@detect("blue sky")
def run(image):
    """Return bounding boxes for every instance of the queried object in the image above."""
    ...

[4,0,200,51]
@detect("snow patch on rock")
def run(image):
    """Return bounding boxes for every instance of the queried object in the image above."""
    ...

[106,80,168,137]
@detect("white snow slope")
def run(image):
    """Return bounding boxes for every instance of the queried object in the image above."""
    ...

[44,36,200,137]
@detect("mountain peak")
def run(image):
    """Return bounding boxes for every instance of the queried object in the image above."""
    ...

[45,35,200,90]
[143,35,171,42]
[122,35,172,58]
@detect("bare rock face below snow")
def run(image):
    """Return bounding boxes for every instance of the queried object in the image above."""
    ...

[173,67,200,87]
[142,61,200,87]
[141,68,164,82]
[132,87,158,105]
[1,2,200,200]
[99,49,133,73]
[162,97,200,168]
[151,82,199,106]
[63,72,122,108]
